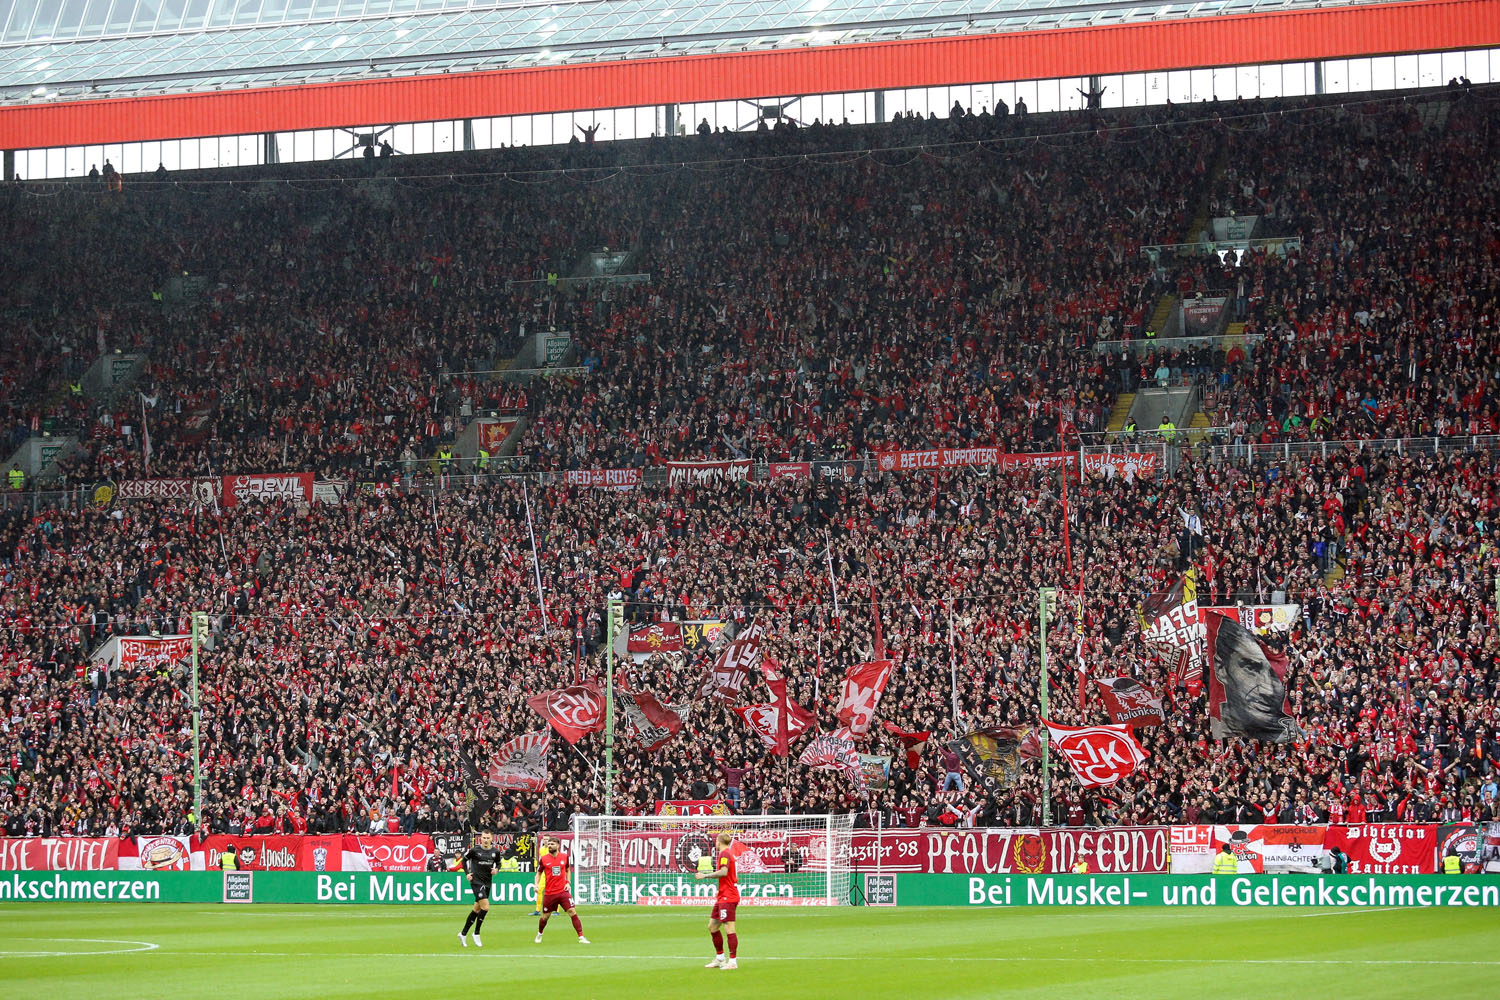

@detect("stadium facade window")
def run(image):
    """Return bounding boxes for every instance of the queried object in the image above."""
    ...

[11,46,1500,180]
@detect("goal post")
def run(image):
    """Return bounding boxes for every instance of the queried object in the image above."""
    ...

[568,813,856,906]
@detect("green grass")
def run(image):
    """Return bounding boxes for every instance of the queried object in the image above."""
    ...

[1,903,1497,1000]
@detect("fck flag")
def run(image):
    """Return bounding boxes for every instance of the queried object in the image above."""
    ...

[1094,676,1165,728]
[627,621,684,654]
[836,658,892,736]
[734,693,815,756]
[487,730,551,792]
[1042,719,1149,789]
[527,681,606,744]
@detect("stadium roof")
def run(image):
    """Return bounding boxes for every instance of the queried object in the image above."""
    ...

[1,0,1391,103]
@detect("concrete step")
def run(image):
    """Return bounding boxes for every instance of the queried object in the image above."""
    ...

[1106,393,1136,432]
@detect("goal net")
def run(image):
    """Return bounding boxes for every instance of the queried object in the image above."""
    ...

[569,813,856,907]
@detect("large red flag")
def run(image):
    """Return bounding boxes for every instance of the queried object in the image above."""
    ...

[699,620,765,703]
[527,682,606,744]
[618,688,685,752]
[1041,718,1149,789]
[1094,676,1165,728]
[836,658,892,736]
[733,698,815,755]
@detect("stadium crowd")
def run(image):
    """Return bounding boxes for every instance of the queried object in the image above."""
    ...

[0,88,1498,838]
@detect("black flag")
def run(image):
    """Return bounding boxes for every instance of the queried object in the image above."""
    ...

[1204,611,1303,743]
[455,744,498,828]
[948,727,1035,795]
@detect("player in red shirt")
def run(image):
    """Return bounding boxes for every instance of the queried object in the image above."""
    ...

[696,831,739,970]
[534,837,589,944]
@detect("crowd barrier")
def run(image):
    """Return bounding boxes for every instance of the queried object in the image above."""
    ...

[0,870,1497,908]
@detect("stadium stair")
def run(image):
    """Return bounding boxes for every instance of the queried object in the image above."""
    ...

[1186,411,1213,445]
[1106,393,1136,433]
[1146,295,1176,338]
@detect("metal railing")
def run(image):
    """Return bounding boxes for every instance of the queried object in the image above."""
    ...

[7,432,1499,514]
[1093,332,1263,357]
[1139,236,1302,265]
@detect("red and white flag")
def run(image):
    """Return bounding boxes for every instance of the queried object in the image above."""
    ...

[836,658,892,736]
[699,620,765,704]
[527,682,606,744]
[487,730,551,792]
[799,727,869,796]
[733,695,815,756]
[619,688,685,752]
[1042,719,1149,789]
[1094,676,1165,728]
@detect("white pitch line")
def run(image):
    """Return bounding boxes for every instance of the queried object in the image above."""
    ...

[0,938,159,958]
[155,951,1500,967]
[1293,907,1406,918]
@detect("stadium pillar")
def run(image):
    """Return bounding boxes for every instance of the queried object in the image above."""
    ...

[874,91,886,124]
[1038,587,1056,826]
[263,133,280,166]
[662,103,677,136]
[1314,62,1325,95]
[2,150,12,181]
[190,611,208,829]
[462,120,475,152]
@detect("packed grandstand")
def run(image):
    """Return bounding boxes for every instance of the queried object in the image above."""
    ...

[0,84,1497,866]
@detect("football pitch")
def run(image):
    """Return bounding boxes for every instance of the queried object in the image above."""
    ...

[2,903,1496,1000]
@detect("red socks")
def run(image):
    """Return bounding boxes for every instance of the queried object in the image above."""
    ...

[538,918,546,934]
[727,933,738,959]
[711,930,724,954]
[571,914,584,936]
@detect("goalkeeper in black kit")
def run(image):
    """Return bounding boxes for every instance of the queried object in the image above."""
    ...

[456,831,502,947]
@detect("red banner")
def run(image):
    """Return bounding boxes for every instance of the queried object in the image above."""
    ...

[1321,824,1437,874]
[199,834,344,871]
[846,828,1173,874]
[734,699,814,753]
[91,634,193,673]
[527,682,606,744]
[476,418,517,454]
[350,835,438,872]
[665,459,752,486]
[562,468,640,491]
[221,472,314,508]
[0,837,120,870]
[627,622,684,654]
[876,446,1005,473]
[768,462,811,480]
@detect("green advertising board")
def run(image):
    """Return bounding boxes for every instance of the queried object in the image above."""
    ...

[0,871,539,905]
[887,873,1500,908]
[2,871,1498,907]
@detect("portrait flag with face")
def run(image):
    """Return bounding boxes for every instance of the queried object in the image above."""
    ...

[1203,610,1303,744]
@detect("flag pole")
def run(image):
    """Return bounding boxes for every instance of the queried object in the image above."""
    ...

[603,598,621,817]
[521,481,549,633]
[1039,587,1054,827]
[947,600,960,724]
[190,610,205,829]
[823,529,841,619]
